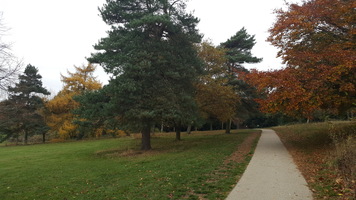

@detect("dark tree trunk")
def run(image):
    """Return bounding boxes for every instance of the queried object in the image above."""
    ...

[187,125,192,134]
[141,125,151,151]
[225,119,231,134]
[42,132,46,143]
[24,131,28,145]
[210,122,213,131]
[175,127,181,141]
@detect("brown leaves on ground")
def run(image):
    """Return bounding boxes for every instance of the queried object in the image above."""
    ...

[275,128,355,200]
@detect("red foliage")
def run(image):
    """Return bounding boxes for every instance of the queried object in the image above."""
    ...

[245,0,355,118]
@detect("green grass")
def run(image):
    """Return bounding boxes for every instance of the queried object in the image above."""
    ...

[0,130,260,200]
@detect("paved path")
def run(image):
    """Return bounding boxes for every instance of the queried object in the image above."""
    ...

[226,129,313,200]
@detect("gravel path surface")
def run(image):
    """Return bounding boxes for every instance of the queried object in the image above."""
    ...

[226,129,313,200]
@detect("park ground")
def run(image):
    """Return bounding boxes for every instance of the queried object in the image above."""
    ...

[1,121,354,200]
[0,129,260,200]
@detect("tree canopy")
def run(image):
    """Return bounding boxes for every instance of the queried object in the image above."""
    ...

[220,27,262,72]
[246,0,355,119]
[195,42,239,124]
[45,64,101,139]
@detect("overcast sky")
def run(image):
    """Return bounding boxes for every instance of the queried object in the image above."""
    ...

[0,0,300,94]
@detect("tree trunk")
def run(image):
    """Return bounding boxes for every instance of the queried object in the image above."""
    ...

[210,122,213,131]
[141,125,152,151]
[187,125,192,134]
[160,122,164,132]
[24,131,28,145]
[221,122,224,130]
[42,132,46,143]
[225,119,231,134]
[175,127,181,141]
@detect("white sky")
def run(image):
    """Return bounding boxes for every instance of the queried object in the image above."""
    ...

[0,0,299,94]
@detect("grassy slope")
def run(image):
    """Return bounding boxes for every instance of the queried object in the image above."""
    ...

[273,122,355,200]
[0,130,260,200]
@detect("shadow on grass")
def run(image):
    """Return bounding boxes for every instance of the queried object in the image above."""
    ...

[95,130,249,159]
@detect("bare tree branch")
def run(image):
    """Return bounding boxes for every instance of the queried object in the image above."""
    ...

[0,12,22,93]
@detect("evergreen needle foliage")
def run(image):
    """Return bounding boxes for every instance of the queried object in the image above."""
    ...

[82,0,203,150]
[0,64,50,144]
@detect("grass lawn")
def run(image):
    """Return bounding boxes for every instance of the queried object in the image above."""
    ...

[0,129,260,200]
[273,122,355,200]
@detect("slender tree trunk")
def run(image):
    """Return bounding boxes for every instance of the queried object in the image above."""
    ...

[141,124,151,151]
[210,122,213,131]
[42,132,46,143]
[225,119,231,134]
[175,127,181,141]
[160,122,164,132]
[24,131,28,145]
[187,125,192,135]
[221,122,224,130]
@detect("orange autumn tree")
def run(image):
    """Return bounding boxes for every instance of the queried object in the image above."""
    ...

[246,68,324,119]
[247,0,355,119]
[196,42,239,127]
[45,63,102,139]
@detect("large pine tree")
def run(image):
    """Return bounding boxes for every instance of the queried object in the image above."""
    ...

[220,28,262,133]
[1,64,50,144]
[87,0,202,150]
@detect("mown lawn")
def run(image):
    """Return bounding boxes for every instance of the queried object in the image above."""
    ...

[0,130,260,200]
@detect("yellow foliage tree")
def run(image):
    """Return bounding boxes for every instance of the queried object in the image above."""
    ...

[61,63,102,93]
[196,42,240,127]
[45,63,102,139]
